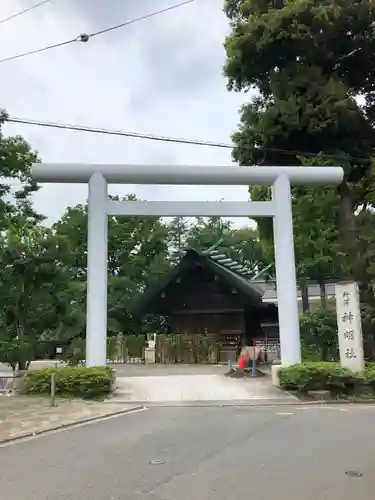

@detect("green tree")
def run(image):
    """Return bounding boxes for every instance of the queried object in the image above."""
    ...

[53,196,171,335]
[0,110,43,228]
[224,0,375,354]
[226,226,270,271]
[300,307,338,361]
[185,217,270,273]
[354,208,375,336]
[0,223,73,368]
[224,0,375,236]
[168,216,190,263]
[0,115,60,367]
[186,216,233,250]
[252,156,346,310]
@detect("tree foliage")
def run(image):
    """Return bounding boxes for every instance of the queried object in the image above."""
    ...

[186,216,232,250]
[0,223,74,367]
[0,110,42,228]
[251,156,346,292]
[225,0,375,171]
[53,196,171,336]
[168,216,191,263]
[300,307,338,361]
[224,0,375,355]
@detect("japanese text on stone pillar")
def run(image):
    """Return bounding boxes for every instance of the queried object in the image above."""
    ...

[335,282,364,372]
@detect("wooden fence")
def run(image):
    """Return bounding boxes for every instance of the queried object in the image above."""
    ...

[156,333,219,364]
[69,334,221,364]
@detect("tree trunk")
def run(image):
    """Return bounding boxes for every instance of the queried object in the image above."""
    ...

[320,342,328,362]
[301,283,309,313]
[319,281,327,309]
[15,322,27,371]
[338,184,356,278]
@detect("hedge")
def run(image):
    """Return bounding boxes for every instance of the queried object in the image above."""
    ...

[278,362,364,395]
[22,366,116,399]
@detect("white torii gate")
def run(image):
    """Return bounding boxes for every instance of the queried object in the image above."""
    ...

[32,163,343,368]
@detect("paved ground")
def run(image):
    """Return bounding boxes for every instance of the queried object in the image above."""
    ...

[1,361,244,376]
[1,361,273,377]
[111,363,292,403]
[114,373,292,403]
[0,396,140,442]
[113,363,236,377]
[1,404,375,499]
[2,362,288,404]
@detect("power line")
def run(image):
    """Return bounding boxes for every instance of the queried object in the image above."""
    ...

[0,0,51,26]
[87,0,194,39]
[0,0,194,64]
[0,38,80,64]
[6,115,372,163]
[7,116,231,149]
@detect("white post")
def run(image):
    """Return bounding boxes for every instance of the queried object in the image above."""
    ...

[272,174,301,365]
[86,172,108,366]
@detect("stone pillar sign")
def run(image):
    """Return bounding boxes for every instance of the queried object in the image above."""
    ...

[335,281,364,373]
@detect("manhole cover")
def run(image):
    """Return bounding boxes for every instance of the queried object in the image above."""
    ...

[149,460,165,466]
[345,470,363,478]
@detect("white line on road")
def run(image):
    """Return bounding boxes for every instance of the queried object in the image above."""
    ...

[295,406,348,411]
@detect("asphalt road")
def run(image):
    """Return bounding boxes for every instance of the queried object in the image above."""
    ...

[1,405,375,499]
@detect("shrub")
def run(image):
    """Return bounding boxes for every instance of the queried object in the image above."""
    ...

[22,366,115,399]
[279,362,363,395]
[0,340,34,371]
[365,363,375,380]
[364,364,375,394]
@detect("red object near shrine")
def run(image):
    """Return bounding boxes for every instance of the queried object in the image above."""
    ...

[237,354,246,369]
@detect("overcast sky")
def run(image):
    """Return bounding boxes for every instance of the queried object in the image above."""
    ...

[0,0,254,227]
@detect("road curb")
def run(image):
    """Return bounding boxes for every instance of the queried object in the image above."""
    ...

[0,405,145,445]
[104,399,375,408]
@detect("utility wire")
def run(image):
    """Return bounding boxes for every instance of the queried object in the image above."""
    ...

[6,115,372,163]
[0,0,51,26]
[0,38,80,63]
[0,0,194,64]
[86,0,194,39]
[7,116,231,149]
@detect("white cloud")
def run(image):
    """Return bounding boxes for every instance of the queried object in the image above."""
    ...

[0,0,255,227]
